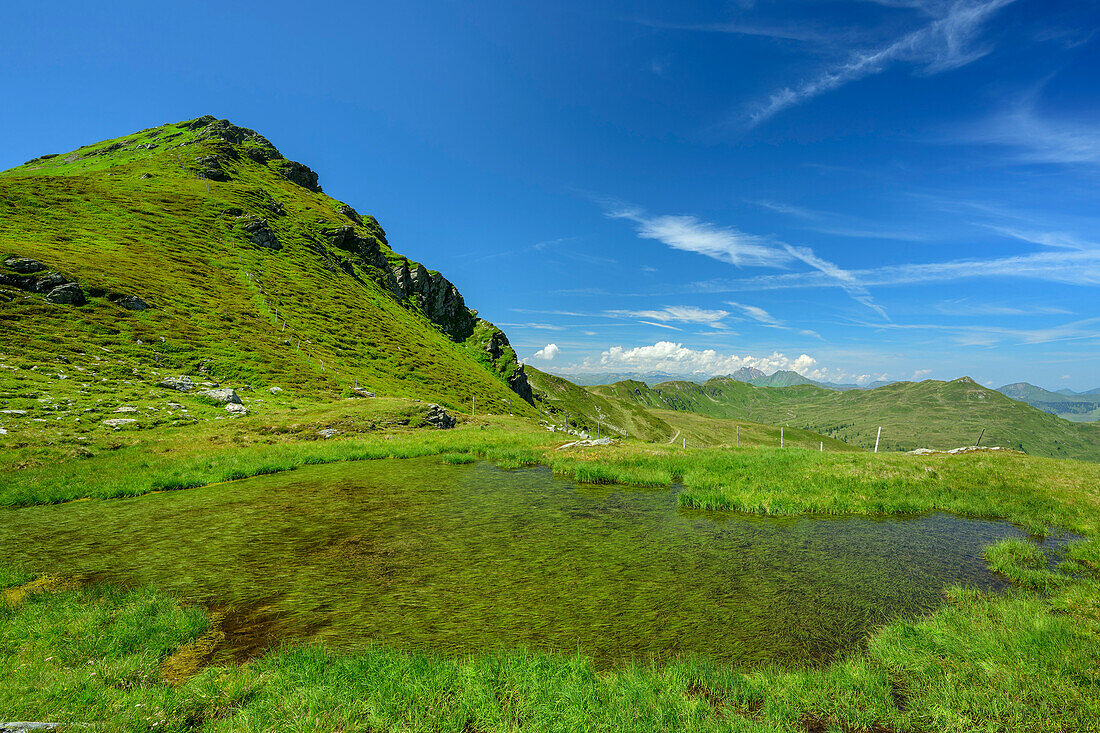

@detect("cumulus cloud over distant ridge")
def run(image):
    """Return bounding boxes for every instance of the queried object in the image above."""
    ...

[531,343,561,361]
[562,341,875,384]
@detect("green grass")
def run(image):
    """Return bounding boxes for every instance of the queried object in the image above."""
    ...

[5,115,1100,730]
[0,116,535,436]
[3,402,1100,730]
[526,365,858,451]
[590,375,1100,461]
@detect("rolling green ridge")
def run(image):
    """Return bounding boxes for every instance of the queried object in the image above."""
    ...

[0,116,534,426]
[590,375,1100,460]
[526,366,856,450]
[998,381,1100,423]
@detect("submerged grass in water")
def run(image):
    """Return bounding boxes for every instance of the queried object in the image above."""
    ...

[2,519,1097,731]
[0,457,1049,669]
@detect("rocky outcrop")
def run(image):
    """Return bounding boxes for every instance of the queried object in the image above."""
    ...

[280,161,321,192]
[240,217,282,250]
[158,375,195,392]
[102,418,138,429]
[326,233,535,404]
[389,260,476,340]
[2,256,150,310]
[108,293,149,310]
[556,437,613,450]
[338,204,362,225]
[44,283,85,306]
[3,256,45,273]
[178,117,320,191]
[473,323,533,403]
[908,446,1023,456]
[196,388,242,405]
[425,404,456,429]
[32,272,68,293]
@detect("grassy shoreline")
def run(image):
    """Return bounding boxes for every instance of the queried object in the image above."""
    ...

[2,532,1097,732]
[5,412,1099,537]
[4,411,1100,731]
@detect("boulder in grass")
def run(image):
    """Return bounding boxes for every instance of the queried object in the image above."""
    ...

[197,388,242,405]
[33,272,68,292]
[225,403,248,416]
[424,404,456,429]
[102,418,137,429]
[109,293,149,310]
[44,283,85,306]
[157,375,195,392]
[3,256,46,273]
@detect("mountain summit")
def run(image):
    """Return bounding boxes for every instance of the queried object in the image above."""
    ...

[1,116,533,413]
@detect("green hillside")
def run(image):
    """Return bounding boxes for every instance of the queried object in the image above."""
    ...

[526,366,857,451]
[997,382,1100,423]
[592,376,1100,460]
[0,116,536,443]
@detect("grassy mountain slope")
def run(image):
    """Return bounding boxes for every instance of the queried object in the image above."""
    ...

[526,367,857,450]
[997,382,1100,423]
[591,376,1100,459]
[0,116,535,439]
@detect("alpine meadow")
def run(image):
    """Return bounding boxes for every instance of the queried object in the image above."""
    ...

[3,2,1100,732]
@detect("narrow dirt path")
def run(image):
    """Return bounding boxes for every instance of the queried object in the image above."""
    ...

[667,430,681,444]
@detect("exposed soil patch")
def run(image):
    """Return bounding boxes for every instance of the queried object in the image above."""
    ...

[800,714,900,733]
[686,681,726,714]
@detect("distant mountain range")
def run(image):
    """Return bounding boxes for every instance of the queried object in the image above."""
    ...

[996,383,1100,423]
[567,374,1100,460]
[552,368,894,391]
[551,370,1100,426]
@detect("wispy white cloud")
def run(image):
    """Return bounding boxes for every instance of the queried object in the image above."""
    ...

[754,200,928,241]
[725,300,783,326]
[607,206,793,268]
[605,202,887,316]
[629,16,836,43]
[934,298,1074,317]
[967,96,1100,165]
[984,225,1095,250]
[639,320,683,331]
[608,305,730,328]
[749,0,1016,125]
[785,244,889,318]
[851,316,1100,347]
[695,247,1100,292]
[498,322,567,331]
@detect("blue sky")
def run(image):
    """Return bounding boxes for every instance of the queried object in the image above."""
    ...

[3,0,1099,389]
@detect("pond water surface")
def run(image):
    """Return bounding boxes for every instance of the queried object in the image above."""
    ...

[0,457,1038,666]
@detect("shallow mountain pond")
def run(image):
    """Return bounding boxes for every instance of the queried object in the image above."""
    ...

[0,456,1055,666]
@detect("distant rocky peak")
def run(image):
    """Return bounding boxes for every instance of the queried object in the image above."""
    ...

[729,366,766,381]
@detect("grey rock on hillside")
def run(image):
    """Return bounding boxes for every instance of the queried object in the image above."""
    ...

[44,283,85,306]
[196,388,242,405]
[3,256,45,273]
